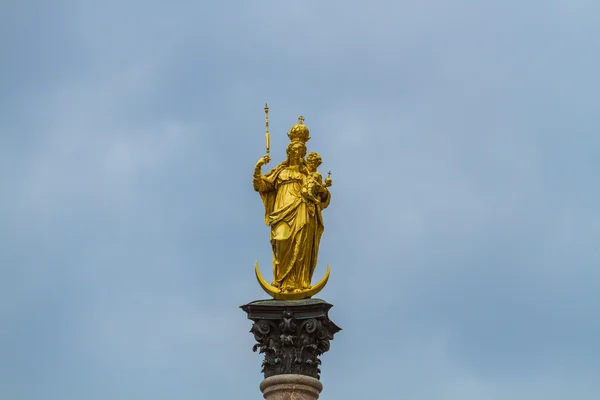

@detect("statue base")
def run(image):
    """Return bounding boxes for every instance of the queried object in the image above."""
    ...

[260,374,323,400]
[241,298,341,380]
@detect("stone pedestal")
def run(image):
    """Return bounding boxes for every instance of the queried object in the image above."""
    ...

[241,298,341,380]
[260,374,323,400]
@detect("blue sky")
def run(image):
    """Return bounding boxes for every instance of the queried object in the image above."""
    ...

[1,1,599,399]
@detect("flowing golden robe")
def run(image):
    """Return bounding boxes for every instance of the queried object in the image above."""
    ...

[253,163,330,291]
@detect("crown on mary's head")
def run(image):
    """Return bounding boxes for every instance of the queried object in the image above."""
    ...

[287,116,311,144]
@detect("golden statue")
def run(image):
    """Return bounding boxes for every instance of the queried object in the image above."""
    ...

[253,106,333,300]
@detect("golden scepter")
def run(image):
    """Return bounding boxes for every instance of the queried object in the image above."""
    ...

[264,103,270,155]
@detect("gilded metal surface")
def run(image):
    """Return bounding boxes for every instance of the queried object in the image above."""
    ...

[264,103,270,154]
[255,261,330,300]
[253,110,332,300]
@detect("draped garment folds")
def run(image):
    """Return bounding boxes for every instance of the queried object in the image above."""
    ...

[253,163,330,291]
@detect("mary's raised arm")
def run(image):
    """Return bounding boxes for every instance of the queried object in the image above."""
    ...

[252,155,274,193]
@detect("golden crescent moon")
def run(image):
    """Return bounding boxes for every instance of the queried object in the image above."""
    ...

[254,261,330,300]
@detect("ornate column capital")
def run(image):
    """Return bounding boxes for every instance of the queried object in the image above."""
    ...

[241,299,341,379]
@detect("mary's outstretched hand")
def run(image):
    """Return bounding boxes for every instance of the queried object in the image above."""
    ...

[256,155,271,167]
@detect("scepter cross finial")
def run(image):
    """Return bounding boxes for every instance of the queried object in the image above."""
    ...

[298,116,305,124]
[327,171,332,178]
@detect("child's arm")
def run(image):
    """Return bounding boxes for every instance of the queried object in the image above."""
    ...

[301,181,322,205]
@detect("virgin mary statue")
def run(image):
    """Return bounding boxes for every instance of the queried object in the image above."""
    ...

[252,119,331,294]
